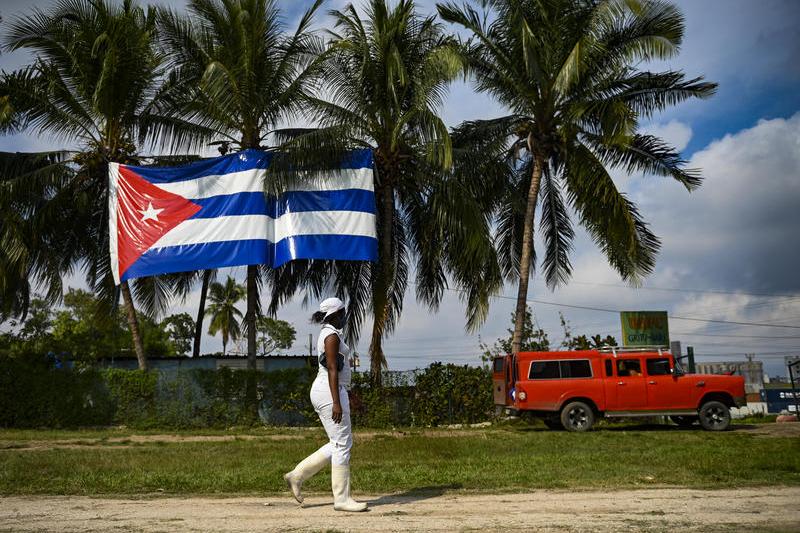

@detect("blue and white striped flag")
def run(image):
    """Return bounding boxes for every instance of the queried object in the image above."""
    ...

[109,149,377,284]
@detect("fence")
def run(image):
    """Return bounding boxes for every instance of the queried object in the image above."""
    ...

[0,356,493,429]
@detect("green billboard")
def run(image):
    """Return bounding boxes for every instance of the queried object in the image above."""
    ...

[620,311,669,347]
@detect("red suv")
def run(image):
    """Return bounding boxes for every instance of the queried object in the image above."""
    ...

[493,348,746,432]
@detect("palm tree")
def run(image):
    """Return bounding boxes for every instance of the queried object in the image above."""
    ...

[206,276,245,356]
[0,0,210,369]
[157,0,326,369]
[267,0,502,384]
[437,0,717,354]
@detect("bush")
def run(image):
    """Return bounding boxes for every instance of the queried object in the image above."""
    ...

[0,356,494,429]
[103,369,159,427]
[349,372,415,428]
[412,363,494,426]
[0,355,113,428]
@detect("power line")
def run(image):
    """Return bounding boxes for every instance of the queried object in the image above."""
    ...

[569,280,800,299]
[672,331,800,340]
[517,295,800,329]
[415,282,800,330]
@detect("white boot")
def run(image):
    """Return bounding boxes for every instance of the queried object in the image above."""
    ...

[331,464,368,512]
[283,450,329,504]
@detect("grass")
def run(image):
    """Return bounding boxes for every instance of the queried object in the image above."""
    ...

[1,423,798,496]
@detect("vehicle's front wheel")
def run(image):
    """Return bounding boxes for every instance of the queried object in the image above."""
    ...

[560,401,595,432]
[670,415,699,428]
[698,401,731,431]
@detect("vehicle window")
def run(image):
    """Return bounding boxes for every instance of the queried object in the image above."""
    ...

[559,360,592,378]
[617,359,642,377]
[529,361,560,379]
[605,359,613,377]
[493,358,504,373]
[646,358,671,376]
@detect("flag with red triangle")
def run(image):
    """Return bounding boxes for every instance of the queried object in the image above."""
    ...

[109,150,377,284]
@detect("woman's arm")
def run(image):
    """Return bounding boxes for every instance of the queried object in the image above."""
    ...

[324,334,343,423]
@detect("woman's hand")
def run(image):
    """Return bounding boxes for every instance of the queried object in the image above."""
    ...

[332,401,343,424]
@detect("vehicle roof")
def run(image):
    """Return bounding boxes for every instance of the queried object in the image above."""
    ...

[516,349,673,360]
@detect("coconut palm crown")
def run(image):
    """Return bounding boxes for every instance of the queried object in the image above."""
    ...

[206,276,245,356]
[437,0,718,354]
[157,0,326,368]
[0,0,211,368]
[267,0,502,383]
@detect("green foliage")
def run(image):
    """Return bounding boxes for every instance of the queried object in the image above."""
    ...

[162,313,195,356]
[103,367,318,429]
[0,355,113,428]
[1,290,175,361]
[0,356,497,429]
[259,367,317,426]
[480,305,550,363]
[559,312,617,350]
[0,0,210,322]
[50,289,127,362]
[157,0,324,151]
[266,0,501,383]
[480,308,622,364]
[350,372,415,428]
[206,277,245,355]
[103,369,159,427]
[412,363,493,426]
[2,426,800,495]
[256,317,296,356]
[441,0,718,287]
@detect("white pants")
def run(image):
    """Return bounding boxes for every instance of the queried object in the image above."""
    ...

[310,376,353,466]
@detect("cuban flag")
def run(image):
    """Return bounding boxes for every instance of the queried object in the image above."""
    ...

[108,149,377,284]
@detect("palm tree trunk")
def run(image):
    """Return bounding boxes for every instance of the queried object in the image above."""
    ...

[246,265,257,370]
[192,269,212,358]
[120,280,147,370]
[369,180,395,386]
[511,153,544,355]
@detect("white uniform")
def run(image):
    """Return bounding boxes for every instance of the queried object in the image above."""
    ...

[309,324,353,466]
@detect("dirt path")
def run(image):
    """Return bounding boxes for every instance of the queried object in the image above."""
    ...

[2,487,799,532]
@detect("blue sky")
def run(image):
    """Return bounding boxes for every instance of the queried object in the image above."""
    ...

[1,1,799,376]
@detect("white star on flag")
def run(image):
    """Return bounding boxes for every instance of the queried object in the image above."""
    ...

[138,201,164,222]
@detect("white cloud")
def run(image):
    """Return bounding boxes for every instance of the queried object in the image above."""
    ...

[636,112,800,283]
[643,120,693,152]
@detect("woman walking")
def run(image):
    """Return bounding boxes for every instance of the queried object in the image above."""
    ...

[284,297,367,512]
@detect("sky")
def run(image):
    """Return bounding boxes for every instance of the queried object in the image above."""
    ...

[1,0,799,377]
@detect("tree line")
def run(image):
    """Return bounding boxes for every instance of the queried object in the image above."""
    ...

[0,0,716,384]
[0,279,296,361]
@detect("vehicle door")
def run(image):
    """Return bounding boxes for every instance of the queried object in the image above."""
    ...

[645,356,695,410]
[492,357,508,406]
[605,357,648,410]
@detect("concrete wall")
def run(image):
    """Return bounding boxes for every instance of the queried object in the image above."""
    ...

[695,361,764,394]
[99,355,314,372]
[731,403,768,418]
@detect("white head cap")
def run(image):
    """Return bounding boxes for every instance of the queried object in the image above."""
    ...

[319,297,345,318]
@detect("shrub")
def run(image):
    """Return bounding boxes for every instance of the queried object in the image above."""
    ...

[0,356,494,429]
[0,355,113,428]
[412,363,494,426]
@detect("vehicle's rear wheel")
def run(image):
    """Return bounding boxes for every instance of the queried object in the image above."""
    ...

[698,401,731,431]
[560,401,595,432]
[671,415,699,428]
[543,417,563,430]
